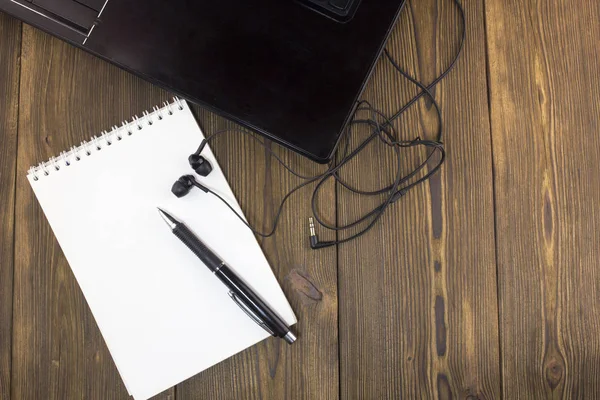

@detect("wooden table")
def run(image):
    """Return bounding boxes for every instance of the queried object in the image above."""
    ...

[1,1,599,398]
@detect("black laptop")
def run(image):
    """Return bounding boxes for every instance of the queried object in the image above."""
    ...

[0,0,405,162]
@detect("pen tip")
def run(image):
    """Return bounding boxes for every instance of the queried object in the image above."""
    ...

[157,207,178,229]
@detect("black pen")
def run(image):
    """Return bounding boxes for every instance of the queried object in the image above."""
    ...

[157,208,296,344]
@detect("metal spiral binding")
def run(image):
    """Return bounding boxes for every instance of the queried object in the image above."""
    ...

[28,97,185,182]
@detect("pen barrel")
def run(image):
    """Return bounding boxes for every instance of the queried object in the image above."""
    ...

[216,265,290,338]
[173,223,222,272]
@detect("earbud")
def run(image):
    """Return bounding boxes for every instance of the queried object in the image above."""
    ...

[171,175,195,198]
[171,175,210,198]
[188,154,212,176]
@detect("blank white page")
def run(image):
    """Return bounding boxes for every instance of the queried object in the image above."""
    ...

[27,99,296,400]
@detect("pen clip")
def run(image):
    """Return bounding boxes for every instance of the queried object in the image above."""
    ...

[228,291,274,335]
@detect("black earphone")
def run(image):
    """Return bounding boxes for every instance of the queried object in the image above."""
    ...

[188,154,212,176]
[187,139,213,177]
[171,175,209,197]
[171,137,294,240]
[172,138,268,235]
[172,139,213,198]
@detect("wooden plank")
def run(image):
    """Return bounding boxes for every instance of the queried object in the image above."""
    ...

[0,12,21,400]
[176,109,339,398]
[13,25,173,399]
[486,0,600,397]
[337,1,500,398]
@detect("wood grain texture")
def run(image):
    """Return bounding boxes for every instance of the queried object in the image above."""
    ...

[3,0,600,398]
[486,0,600,397]
[13,25,173,399]
[337,1,500,398]
[0,12,21,400]
[176,109,339,399]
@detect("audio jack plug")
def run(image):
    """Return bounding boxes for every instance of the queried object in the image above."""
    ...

[308,217,335,250]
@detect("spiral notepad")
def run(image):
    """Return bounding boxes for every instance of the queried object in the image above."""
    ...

[27,98,296,400]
